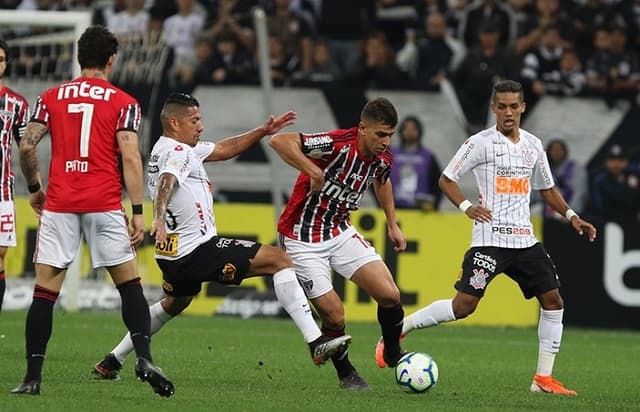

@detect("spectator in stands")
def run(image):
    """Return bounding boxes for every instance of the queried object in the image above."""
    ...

[316,0,376,76]
[520,24,565,107]
[162,0,206,85]
[292,38,340,86]
[173,36,215,91]
[541,139,588,219]
[458,0,515,48]
[266,0,313,76]
[390,116,442,211]
[453,19,518,132]
[345,31,409,90]
[375,0,418,50]
[571,0,615,60]
[514,0,573,56]
[93,0,126,27]
[585,24,640,106]
[268,34,299,86]
[108,0,150,37]
[396,11,465,90]
[616,0,640,51]
[413,12,465,91]
[590,144,640,222]
[204,31,256,85]
[203,0,258,53]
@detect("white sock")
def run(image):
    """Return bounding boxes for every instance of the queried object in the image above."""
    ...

[402,299,456,335]
[536,308,563,376]
[273,268,321,343]
[112,300,173,364]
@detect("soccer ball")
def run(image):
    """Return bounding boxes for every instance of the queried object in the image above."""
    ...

[395,352,438,393]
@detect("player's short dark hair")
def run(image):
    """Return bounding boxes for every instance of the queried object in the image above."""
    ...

[0,38,8,61]
[361,97,398,127]
[492,79,524,102]
[77,25,118,70]
[164,92,200,108]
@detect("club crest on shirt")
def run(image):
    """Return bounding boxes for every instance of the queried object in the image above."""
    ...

[469,268,489,290]
[0,110,13,124]
[222,263,236,281]
[522,148,535,166]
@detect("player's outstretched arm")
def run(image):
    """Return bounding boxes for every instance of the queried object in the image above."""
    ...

[373,178,406,252]
[206,111,296,162]
[539,187,597,242]
[19,121,47,216]
[269,132,324,192]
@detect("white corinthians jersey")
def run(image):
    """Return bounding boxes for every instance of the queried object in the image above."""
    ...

[148,137,217,260]
[443,126,554,248]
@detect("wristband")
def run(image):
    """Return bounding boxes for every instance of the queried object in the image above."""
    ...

[458,200,472,213]
[565,209,578,221]
[27,182,41,193]
[132,204,143,215]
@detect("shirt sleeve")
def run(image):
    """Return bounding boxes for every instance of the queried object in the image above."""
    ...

[194,141,215,160]
[531,144,555,190]
[300,132,334,159]
[116,102,142,132]
[30,96,49,126]
[442,136,482,181]
[14,97,30,142]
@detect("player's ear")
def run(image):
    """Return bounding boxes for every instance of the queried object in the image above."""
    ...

[521,102,526,113]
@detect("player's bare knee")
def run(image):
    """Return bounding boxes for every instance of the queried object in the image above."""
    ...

[452,299,477,319]
[376,288,401,307]
[162,295,191,316]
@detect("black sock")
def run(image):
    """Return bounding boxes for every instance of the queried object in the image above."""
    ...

[0,270,5,313]
[116,277,152,361]
[322,326,354,379]
[377,304,404,356]
[24,284,59,382]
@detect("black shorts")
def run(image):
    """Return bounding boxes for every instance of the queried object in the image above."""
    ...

[157,236,261,297]
[455,243,561,299]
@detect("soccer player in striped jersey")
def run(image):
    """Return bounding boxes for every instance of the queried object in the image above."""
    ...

[12,26,172,397]
[376,79,597,395]
[0,39,30,314]
[270,97,407,390]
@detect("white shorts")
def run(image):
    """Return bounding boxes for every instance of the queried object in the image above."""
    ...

[281,226,382,299]
[35,210,136,269]
[0,201,16,247]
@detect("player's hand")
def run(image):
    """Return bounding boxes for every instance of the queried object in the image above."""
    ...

[387,222,407,252]
[151,217,168,244]
[263,111,296,135]
[466,204,493,223]
[129,214,145,248]
[570,216,597,242]
[29,190,45,218]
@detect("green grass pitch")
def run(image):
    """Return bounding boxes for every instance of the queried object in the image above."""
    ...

[0,310,638,412]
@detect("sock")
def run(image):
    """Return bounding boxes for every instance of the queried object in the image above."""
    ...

[116,277,152,361]
[323,326,354,379]
[24,284,59,382]
[273,268,321,343]
[402,299,456,335]
[536,308,563,376]
[377,304,404,356]
[0,270,5,313]
[112,300,173,364]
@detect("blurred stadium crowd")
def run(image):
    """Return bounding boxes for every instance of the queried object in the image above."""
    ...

[1,0,639,133]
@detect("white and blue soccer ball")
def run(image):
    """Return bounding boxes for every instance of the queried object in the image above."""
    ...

[395,351,439,393]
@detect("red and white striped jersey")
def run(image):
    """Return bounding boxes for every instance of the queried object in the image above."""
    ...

[443,126,554,249]
[0,85,30,201]
[31,77,142,213]
[278,127,393,243]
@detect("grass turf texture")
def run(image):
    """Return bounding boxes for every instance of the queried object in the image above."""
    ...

[0,310,637,412]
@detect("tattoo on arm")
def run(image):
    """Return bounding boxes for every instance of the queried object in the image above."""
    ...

[154,174,178,220]
[19,123,48,184]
